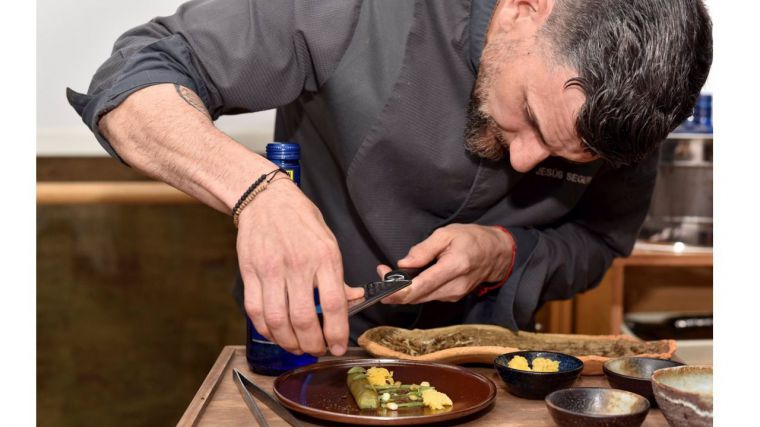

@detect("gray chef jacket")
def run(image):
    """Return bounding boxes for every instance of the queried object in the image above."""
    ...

[67,0,658,342]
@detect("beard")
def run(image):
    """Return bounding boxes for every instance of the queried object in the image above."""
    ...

[464,37,510,161]
[464,95,506,161]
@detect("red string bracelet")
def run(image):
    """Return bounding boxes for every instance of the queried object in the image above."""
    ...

[476,226,517,297]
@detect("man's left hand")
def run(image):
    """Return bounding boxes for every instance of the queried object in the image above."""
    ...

[379,224,514,304]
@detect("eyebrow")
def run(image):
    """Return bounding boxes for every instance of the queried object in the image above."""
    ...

[524,102,548,148]
[525,100,595,163]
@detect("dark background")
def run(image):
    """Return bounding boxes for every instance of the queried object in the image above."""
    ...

[37,158,245,426]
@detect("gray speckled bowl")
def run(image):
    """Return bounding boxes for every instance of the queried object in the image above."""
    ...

[545,387,650,427]
[651,365,713,427]
[603,357,684,406]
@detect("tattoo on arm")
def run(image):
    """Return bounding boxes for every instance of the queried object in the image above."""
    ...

[175,84,212,121]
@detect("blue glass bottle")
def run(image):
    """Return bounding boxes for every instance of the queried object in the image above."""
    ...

[266,142,301,184]
[674,93,712,134]
[693,94,712,134]
[245,142,318,375]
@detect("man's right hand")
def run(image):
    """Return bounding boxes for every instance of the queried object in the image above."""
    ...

[236,176,364,357]
[99,84,362,357]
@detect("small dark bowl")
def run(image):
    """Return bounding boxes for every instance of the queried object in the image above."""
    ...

[546,387,650,427]
[494,351,583,400]
[603,357,684,406]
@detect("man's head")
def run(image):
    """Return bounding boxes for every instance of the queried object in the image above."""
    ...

[465,0,712,172]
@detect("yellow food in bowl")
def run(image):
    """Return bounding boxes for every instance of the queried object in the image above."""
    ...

[507,355,531,370]
[507,356,560,372]
[532,357,560,372]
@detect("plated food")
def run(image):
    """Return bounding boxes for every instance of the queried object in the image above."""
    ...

[358,324,676,375]
[347,366,453,412]
[273,358,496,426]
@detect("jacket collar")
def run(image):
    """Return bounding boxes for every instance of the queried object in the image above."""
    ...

[469,0,499,73]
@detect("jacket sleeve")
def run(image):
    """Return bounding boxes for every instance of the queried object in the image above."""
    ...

[466,150,659,330]
[66,0,361,161]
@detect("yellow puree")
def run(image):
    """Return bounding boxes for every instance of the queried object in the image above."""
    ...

[507,356,560,372]
[366,367,395,386]
[421,389,453,410]
[365,366,453,410]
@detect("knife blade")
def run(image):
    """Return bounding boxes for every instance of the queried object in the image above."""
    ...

[232,369,304,427]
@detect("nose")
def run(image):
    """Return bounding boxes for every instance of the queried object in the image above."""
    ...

[508,135,551,173]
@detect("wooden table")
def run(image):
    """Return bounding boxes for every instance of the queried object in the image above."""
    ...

[178,346,668,426]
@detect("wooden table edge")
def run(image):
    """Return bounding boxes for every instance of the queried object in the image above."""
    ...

[177,346,239,427]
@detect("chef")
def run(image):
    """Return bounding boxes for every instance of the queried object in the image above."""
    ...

[67,0,712,357]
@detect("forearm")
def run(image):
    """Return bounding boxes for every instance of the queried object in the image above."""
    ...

[99,83,276,214]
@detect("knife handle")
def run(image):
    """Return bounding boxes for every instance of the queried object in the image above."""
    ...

[384,269,411,281]
[392,262,435,279]
[314,266,430,317]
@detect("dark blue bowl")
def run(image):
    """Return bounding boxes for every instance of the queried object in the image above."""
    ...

[494,351,584,400]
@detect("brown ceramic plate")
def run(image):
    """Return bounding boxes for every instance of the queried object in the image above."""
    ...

[273,358,497,425]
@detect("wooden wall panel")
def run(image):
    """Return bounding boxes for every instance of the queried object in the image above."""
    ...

[37,204,245,427]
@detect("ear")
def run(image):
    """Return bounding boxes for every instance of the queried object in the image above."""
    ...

[492,0,553,34]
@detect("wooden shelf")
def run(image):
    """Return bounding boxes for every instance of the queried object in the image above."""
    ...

[621,249,713,267]
[539,247,713,336]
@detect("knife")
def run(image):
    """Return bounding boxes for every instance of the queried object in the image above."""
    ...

[313,267,430,318]
[346,269,415,316]
[314,269,417,318]
[232,369,304,427]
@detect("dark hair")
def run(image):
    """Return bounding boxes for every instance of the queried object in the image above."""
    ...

[541,0,712,167]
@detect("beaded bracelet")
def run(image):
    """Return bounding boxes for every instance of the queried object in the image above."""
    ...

[232,167,287,227]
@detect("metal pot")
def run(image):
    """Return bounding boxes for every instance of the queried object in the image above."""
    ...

[639,135,713,247]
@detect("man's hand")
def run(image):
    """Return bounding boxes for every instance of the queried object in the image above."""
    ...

[99,84,364,356]
[236,177,364,357]
[379,224,514,304]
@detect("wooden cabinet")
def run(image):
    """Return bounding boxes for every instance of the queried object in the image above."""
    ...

[536,248,713,335]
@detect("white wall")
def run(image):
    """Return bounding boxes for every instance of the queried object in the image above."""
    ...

[37,0,274,156]
[38,0,714,156]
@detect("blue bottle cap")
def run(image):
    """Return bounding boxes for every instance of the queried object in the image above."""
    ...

[696,94,712,106]
[266,142,300,160]
[693,94,712,133]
